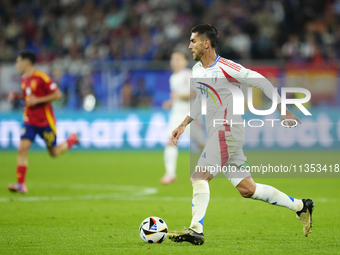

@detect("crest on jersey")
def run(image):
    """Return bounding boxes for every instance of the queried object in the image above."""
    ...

[30,80,37,92]
[212,72,218,84]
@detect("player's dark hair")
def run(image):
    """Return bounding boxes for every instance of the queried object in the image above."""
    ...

[18,51,36,64]
[191,24,219,48]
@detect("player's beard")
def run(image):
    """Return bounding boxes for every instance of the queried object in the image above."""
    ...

[192,49,204,61]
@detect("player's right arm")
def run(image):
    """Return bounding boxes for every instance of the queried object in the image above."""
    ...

[172,67,202,146]
[171,115,194,146]
[172,92,201,146]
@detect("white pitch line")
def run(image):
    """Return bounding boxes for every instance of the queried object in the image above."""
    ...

[0,184,159,203]
[29,183,157,191]
[0,194,336,203]
[0,183,336,203]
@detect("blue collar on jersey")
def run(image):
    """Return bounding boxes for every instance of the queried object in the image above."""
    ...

[208,55,220,68]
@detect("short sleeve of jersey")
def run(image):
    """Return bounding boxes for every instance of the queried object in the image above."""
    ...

[218,58,281,104]
[36,71,58,94]
[46,81,58,93]
[218,58,249,80]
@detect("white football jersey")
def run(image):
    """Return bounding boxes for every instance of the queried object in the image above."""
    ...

[170,68,192,114]
[190,55,280,139]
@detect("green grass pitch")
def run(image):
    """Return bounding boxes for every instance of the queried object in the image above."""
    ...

[1,150,339,254]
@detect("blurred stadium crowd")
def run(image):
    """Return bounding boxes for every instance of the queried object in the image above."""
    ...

[0,0,339,111]
[1,0,340,63]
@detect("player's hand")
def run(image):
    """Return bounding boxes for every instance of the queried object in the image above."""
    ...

[162,100,172,110]
[171,125,185,146]
[281,110,301,128]
[8,92,17,101]
[26,95,40,107]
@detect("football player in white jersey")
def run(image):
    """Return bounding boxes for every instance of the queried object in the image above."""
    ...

[167,24,314,245]
[161,49,205,184]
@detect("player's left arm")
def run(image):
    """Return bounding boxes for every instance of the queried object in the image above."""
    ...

[240,69,301,127]
[276,103,301,127]
[171,92,191,100]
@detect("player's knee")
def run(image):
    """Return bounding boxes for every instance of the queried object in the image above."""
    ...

[190,170,213,184]
[239,186,256,198]
[17,146,28,156]
[190,176,210,184]
[48,150,58,158]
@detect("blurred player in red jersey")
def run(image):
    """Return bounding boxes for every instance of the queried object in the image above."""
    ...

[7,51,79,193]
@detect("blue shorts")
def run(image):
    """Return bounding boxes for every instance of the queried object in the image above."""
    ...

[21,123,57,148]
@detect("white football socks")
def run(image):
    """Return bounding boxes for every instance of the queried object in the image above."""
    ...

[190,180,210,233]
[164,145,178,177]
[251,183,303,212]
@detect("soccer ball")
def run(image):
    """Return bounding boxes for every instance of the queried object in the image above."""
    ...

[139,216,168,243]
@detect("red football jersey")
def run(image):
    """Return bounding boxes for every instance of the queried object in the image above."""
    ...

[21,70,58,132]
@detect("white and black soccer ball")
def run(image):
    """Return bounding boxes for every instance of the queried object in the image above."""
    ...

[139,216,168,243]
